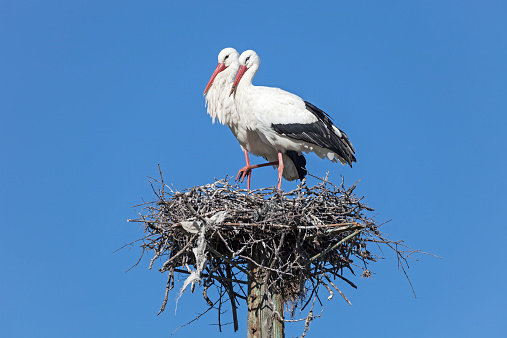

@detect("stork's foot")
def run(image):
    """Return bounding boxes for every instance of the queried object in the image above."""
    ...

[236,160,279,190]
[236,166,253,190]
[236,166,252,183]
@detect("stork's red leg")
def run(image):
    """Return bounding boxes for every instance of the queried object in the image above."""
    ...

[236,161,279,183]
[277,150,284,191]
[244,150,251,190]
[236,154,279,190]
[236,150,251,189]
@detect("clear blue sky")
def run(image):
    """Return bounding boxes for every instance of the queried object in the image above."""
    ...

[1,1,506,337]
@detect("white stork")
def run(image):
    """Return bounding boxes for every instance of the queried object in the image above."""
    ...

[203,48,307,189]
[231,50,356,190]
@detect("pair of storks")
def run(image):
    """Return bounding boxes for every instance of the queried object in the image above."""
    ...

[203,48,356,190]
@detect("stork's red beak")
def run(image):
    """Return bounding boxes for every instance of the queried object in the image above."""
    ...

[204,63,227,95]
[230,65,248,96]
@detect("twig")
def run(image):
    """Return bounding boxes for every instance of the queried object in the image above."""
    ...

[304,230,362,266]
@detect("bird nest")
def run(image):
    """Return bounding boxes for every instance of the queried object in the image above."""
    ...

[128,172,418,335]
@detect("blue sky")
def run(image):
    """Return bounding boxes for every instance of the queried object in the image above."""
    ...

[1,1,506,337]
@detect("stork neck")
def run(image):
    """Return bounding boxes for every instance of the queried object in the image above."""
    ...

[226,65,239,84]
[239,64,259,89]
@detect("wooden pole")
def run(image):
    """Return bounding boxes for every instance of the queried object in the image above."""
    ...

[247,246,285,338]
[272,292,285,337]
[247,248,261,338]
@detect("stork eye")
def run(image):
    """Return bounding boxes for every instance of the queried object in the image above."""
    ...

[224,55,229,60]
[246,56,250,62]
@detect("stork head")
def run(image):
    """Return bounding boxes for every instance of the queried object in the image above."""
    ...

[239,50,261,69]
[218,47,240,67]
[204,47,240,95]
[230,50,260,96]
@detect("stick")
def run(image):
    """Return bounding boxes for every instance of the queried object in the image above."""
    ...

[304,230,362,266]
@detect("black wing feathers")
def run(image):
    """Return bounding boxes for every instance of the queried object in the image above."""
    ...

[271,101,356,166]
[285,150,307,180]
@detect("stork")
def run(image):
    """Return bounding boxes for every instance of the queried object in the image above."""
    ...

[231,50,356,190]
[204,48,306,190]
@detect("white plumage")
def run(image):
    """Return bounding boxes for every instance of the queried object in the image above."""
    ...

[204,48,306,189]
[204,48,240,128]
[231,50,356,189]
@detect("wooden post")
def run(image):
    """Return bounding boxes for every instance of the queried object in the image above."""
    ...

[247,260,261,338]
[247,246,285,338]
[271,292,285,337]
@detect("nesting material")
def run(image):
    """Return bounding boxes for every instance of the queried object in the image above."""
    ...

[128,174,417,333]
